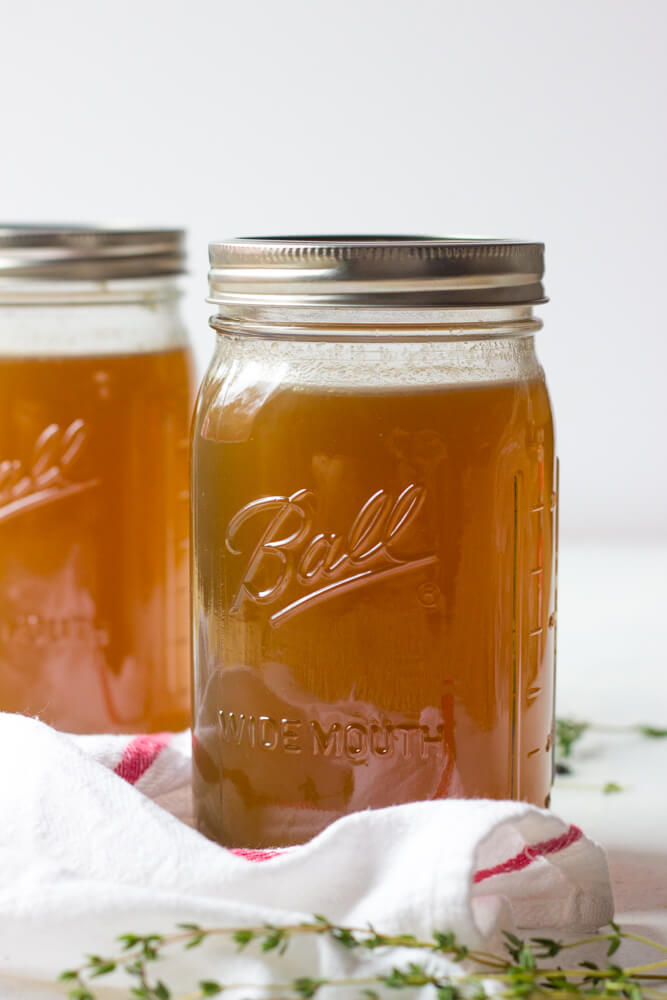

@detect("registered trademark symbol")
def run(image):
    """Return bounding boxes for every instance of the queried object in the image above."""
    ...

[417,581,440,607]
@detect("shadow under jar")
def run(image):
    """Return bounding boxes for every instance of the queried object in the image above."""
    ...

[192,236,557,848]
[0,227,195,733]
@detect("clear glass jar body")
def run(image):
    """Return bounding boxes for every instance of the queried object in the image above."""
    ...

[0,279,195,732]
[192,305,557,847]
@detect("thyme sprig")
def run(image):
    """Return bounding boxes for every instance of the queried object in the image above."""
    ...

[60,919,667,999]
[555,718,667,762]
[554,716,667,788]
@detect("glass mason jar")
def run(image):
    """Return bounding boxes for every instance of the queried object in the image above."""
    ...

[0,226,195,733]
[192,236,557,848]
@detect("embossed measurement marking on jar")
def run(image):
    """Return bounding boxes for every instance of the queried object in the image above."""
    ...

[510,446,558,794]
[164,429,191,696]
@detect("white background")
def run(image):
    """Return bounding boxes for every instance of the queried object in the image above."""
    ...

[1,0,666,543]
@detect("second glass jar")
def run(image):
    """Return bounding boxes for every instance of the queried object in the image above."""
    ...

[0,227,195,733]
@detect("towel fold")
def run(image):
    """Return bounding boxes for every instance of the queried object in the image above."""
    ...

[0,715,614,998]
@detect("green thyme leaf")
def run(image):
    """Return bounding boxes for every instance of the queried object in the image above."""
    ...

[199,982,223,996]
[233,929,254,949]
[531,936,563,957]
[185,932,206,949]
[293,976,326,997]
[118,933,141,950]
[89,961,116,977]
[607,935,622,956]
[330,926,358,948]
[556,718,589,758]
[262,926,287,952]
[637,725,667,738]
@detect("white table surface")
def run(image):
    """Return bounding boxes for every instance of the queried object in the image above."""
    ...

[550,542,667,935]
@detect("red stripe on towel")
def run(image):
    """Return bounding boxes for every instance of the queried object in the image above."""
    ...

[229,825,583,872]
[114,732,172,785]
[473,824,583,883]
[231,848,286,862]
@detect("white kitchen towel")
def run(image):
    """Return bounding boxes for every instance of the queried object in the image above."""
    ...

[0,714,613,999]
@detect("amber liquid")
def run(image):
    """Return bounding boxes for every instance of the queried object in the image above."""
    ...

[0,348,194,733]
[192,376,557,847]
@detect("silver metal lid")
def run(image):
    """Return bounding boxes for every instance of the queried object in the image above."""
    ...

[0,225,185,280]
[208,235,546,307]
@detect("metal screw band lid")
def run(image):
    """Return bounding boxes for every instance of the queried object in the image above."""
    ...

[208,235,546,308]
[0,225,185,280]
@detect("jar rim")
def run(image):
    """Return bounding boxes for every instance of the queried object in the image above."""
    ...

[210,302,542,342]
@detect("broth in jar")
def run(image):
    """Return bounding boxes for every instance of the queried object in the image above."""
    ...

[0,349,194,731]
